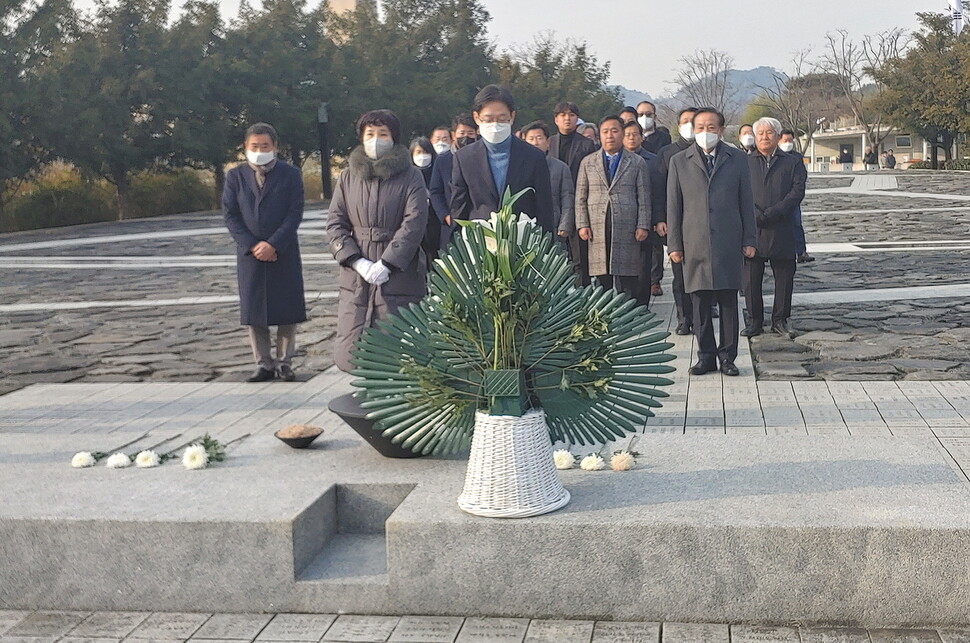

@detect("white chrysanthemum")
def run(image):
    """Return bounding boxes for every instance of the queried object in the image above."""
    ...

[71,451,96,468]
[580,454,606,471]
[610,452,636,471]
[182,444,208,470]
[105,453,131,469]
[553,449,575,470]
[135,450,160,468]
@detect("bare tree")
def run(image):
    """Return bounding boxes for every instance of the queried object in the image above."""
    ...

[755,49,847,152]
[670,49,735,117]
[819,28,909,149]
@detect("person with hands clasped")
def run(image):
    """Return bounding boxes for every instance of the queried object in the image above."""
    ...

[223,122,307,383]
[327,109,429,372]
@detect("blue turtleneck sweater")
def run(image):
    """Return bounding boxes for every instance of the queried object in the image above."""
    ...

[482,136,512,197]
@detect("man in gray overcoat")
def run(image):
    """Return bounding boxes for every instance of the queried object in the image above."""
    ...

[667,108,756,377]
[223,123,307,382]
[521,120,574,242]
[576,115,652,298]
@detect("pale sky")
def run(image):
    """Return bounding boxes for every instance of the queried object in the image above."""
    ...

[74,0,949,97]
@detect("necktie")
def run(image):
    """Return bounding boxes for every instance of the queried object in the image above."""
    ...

[705,154,715,176]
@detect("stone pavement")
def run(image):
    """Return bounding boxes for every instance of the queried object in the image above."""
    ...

[3,610,970,642]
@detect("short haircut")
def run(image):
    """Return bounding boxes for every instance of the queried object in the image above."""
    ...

[619,106,637,116]
[637,100,656,111]
[753,117,782,136]
[554,101,580,117]
[780,128,796,138]
[451,112,477,132]
[409,136,434,156]
[245,122,278,144]
[599,115,625,130]
[473,84,515,113]
[356,109,401,144]
[624,120,644,135]
[522,120,550,138]
[677,107,698,120]
[692,107,725,127]
[739,123,754,132]
[430,125,450,136]
[578,123,597,135]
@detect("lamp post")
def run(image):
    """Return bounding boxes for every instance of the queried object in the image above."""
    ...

[318,102,332,199]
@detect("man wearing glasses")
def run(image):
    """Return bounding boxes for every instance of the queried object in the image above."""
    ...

[450,84,555,233]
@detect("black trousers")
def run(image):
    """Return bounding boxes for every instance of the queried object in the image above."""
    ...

[636,241,656,307]
[691,289,739,364]
[599,274,643,304]
[671,261,692,327]
[743,257,796,327]
[650,238,665,284]
[567,232,591,286]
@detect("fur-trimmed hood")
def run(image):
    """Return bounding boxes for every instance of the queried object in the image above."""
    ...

[349,144,413,181]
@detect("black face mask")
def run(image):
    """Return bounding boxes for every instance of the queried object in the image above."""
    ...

[456,136,475,149]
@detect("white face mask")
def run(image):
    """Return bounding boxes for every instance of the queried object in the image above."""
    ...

[740,134,755,148]
[695,131,720,151]
[432,141,451,154]
[637,115,655,131]
[678,123,694,141]
[364,137,393,160]
[413,153,432,168]
[246,150,275,166]
[479,122,512,145]
[779,142,795,153]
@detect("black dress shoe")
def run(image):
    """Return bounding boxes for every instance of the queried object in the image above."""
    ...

[740,324,763,337]
[675,323,692,335]
[771,321,792,337]
[689,360,717,375]
[278,364,296,381]
[797,253,816,263]
[247,367,276,382]
[720,361,740,376]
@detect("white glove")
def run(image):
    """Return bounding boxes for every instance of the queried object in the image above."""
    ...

[352,258,373,279]
[366,260,391,286]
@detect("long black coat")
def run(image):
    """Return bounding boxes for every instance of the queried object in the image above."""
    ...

[429,150,454,246]
[748,151,807,260]
[549,131,598,185]
[450,137,555,233]
[223,161,307,326]
[642,128,672,154]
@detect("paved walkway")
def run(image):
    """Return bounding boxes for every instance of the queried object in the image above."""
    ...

[2,610,968,642]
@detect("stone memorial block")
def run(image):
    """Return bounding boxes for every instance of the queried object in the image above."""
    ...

[798,626,873,642]
[455,617,529,642]
[388,616,464,642]
[68,612,150,638]
[321,615,399,643]
[868,629,942,643]
[591,620,660,642]
[128,613,212,640]
[193,614,273,640]
[5,612,89,638]
[524,619,595,642]
[661,623,729,643]
[256,614,337,641]
[730,625,799,642]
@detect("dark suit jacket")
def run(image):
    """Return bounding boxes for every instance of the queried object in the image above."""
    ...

[549,130,598,185]
[748,151,807,260]
[642,128,672,154]
[450,137,555,233]
[634,148,666,227]
[429,150,454,245]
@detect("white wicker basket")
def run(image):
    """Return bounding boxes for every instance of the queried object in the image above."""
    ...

[457,408,571,518]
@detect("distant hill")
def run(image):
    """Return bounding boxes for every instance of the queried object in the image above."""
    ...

[617,66,783,120]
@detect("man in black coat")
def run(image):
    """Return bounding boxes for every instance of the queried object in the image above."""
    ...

[450,85,555,233]
[658,107,698,335]
[742,117,807,338]
[223,122,307,382]
[637,101,672,154]
[623,120,665,308]
[549,101,598,285]
[429,113,477,248]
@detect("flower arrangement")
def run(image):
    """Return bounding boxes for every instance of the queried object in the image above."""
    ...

[71,434,228,470]
[555,449,639,472]
[350,188,676,455]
